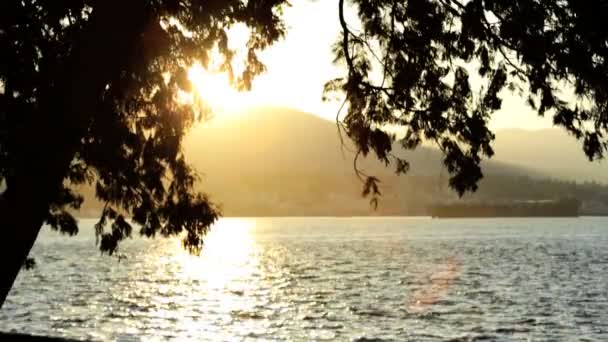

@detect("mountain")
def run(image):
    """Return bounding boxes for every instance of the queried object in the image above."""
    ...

[184,106,535,178]
[492,128,608,183]
[179,107,550,216]
[77,106,608,217]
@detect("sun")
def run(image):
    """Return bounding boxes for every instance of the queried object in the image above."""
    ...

[187,63,251,115]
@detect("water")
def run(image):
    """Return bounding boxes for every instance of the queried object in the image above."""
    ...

[2,217,608,341]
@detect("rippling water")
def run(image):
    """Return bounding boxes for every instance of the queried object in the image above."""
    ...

[2,217,608,341]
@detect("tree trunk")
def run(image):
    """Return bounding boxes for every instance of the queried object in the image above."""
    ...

[0,1,148,307]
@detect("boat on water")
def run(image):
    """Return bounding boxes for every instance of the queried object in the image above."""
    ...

[428,198,580,218]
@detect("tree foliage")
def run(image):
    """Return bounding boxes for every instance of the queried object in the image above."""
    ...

[327,0,608,197]
[0,0,287,255]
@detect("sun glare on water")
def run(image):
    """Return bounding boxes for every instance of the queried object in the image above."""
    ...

[177,218,258,288]
[149,218,261,340]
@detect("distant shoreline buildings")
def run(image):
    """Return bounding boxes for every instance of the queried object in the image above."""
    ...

[428,198,580,218]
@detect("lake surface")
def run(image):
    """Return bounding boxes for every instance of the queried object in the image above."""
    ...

[2,217,608,341]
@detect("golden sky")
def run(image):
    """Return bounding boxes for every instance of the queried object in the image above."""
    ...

[191,0,554,130]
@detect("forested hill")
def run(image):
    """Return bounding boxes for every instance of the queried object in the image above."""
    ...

[77,106,608,217]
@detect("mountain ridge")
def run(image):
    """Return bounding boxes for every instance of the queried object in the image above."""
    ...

[76,106,608,217]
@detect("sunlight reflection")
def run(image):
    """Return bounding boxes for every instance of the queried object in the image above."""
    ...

[177,218,258,289]
[133,218,262,339]
[408,256,461,313]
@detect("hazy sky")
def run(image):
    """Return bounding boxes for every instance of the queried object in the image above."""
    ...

[195,0,554,130]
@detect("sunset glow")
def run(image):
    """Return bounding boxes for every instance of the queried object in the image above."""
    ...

[187,63,252,115]
[187,1,552,129]
[5,1,608,341]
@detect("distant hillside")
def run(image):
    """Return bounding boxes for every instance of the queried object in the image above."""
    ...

[177,106,597,216]
[184,106,534,179]
[77,107,608,217]
[493,128,608,183]
[187,108,607,183]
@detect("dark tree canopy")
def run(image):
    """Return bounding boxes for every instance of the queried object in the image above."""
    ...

[0,0,287,257]
[327,0,608,201]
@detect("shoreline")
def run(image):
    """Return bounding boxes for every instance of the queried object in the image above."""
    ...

[0,332,82,342]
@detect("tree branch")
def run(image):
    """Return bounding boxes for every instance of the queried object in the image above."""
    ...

[339,0,355,73]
